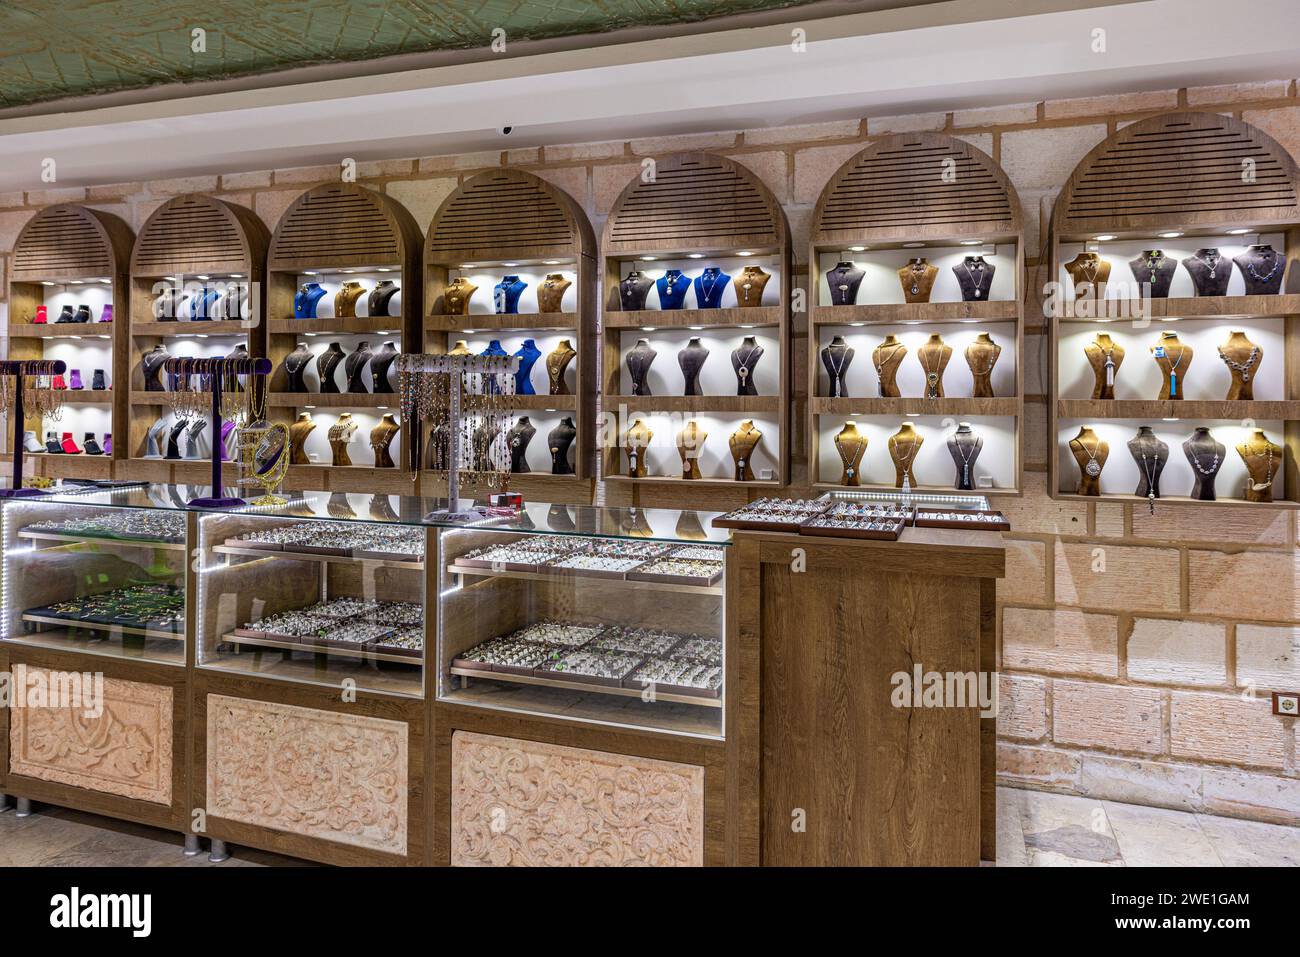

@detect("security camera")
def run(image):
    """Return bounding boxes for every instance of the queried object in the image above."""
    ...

[502,126,513,135]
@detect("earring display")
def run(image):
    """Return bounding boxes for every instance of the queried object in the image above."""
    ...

[625,338,657,396]
[1128,426,1168,512]
[619,271,654,310]
[493,275,528,314]
[548,417,577,475]
[888,423,923,490]
[1237,428,1281,503]
[508,416,536,473]
[899,258,938,303]
[678,337,709,395]
[316,342,345,394]
[289,412,316,465]
[370,413,400,468]
[729,420,763,481]
[735,265,771,307]
[513,339,542,395]
[1150,331,1191,399]
[1064,252,1110,300]
[368,279,399,316]
[948,423,982,491]
[1234,244,1286,295]
[1182,248,1232,296]
[917,333,951,399]
[334,280,367,318]
[1184,426,1224,501]
[345,341,374,393]
[732,336,763,396]
[328,413,358,466]
[624,418,652,478]
[953,256,995,301]
[294,281,328,319]
[821,335,854,398]
[537,274,572,313]
[1084,333,1124,400]
[656,269,690,310]
[546,340,576,395]
[444,276,478,315]
[1218,331,1261,400]
[1128,249,1176,298]
[693,267,730,309]
[964,333,1000,398]
[677,420,706,479]
[834,421,866,486]
[825,261,865,305]
[1069,426,1107,496]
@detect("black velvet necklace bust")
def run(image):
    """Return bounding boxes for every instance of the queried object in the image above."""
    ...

[1182,248,1233,297]
[369,341,399,394]
[1128,250,1176,298]
[142,345,170,392]
[820,335,854,398]
[1183,426,1224,501]
[345,341,374,394]
[619,271,654,311]
[825,261,865,306]
[316,342,346,394]
[508,416,536,473]
[626,338,657,396]
[224,343,249,392]
[678,337,709,396]
[283,343,312,393]
[947,423,983,491]
[368,280,399,317]
[548,417,577,475]
[1128,425,1169,501]
[1234,244,1286,295]
[732,335,763,396]
[953,256,995,302]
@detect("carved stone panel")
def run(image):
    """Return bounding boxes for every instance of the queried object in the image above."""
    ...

[451,731,705,867]
[8,671,173,805]
[206,695,408,855]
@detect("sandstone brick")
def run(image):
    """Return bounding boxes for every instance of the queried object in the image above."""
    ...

[1187,80,1291,106]
[84,203,132,228]
[786,206,812,261]
[593,162,641,215]
[417,151,502,173]
[1170,692,1288,769]
[253,189,301,233]
[1242,106,1300,164]
[792,142,863,205]
[1053,541,1180,612]
[1236,624,1300,689]
[629,131,739,155]
[355,158,416,179]
[743,119,860,146]
[1053,680,1165,755]
[1022,398,1047,469]
[130,199,166,231]
[272,164,338,186]
[0,209,36,251]
[533,166,588,210]
[1043,89,1179,121]
[1000,124,1107,197]
[1201,766,1300,826]
[145,175,218,196]
[542,140,626,162]
[866,111,947,135]
[385,177,458,232]
[997,473,1087,536]
[1132,504,1289,547]
[0,190,26,208]
[220,171,272,190]
[1127,618,1227,687]
[998,673,1048,740]
[996,742,1080,788]
[86,183,139,202]
[1078,753,1202,811]
[952,133,993,159]
[952,101,1038,128]
[998,538,1048,605]
[730,151,789,204]
[1188,550,1300,622]
[24,187,86,206]
[1023,330,1047,394]
[503,148,539,166]
[1002,607,1118,677]
[1093,503,1125,538]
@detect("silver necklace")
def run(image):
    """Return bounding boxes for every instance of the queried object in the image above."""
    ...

[1245,249,1281,284]
[907,262,928,296]
[919,347,943,398]
[1245,443,1274,492]
[1194,250,1222,275]
[1155,339,1186,397]
[961,260,987,298]
[835,431,863,480]
[698,271,720,302]
[1218,344,1259,382]
[1139,452,1159,514]
[1190,444,1220,476]
[1096,339,1117,387]
[873,342,905,395]
[826,343,850,385]
[892,436,919,493]
[1072,435,1103,477]
[953,434,978,486]
[735,343,761,385]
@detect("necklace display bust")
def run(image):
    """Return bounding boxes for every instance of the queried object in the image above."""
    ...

[1128,249,1176,298]
[1085,333,1124,400]
[546,339,576,395]
[508,417,536,473]
[368,280,399,317]
[493,275,527,315]
[1218,330,1261,400]
[872,335,906,398]
[316,342,345,394]
[917,333,952,399]
[335,281,366,318]
[294,282,327,319]
[513,339,542,396]
[834,421,867,486]
[283,342,312,393]
[888,423,923,490]
[1234,244,1286,295]
[953,256,995,301]
[825,261,865,306]
[732,336,763,396]
[821,335,854,398]
[693,267,731,309]
[656,270,689,310]
[729,420,763,481]
[289,412,316,465]
[1237,427,1282,503]
[370,413,400,468]
[370,341,399,394]
[735,265,771,307]
[948,423,983,491]
[619,271,654,311]
[328,413,358,466]
[345,341,374,393]
[1069,425,1107,496]
[444,277,477,315]
[448,339,471,356]
[153,287,182,321]
[537,273,572,313]
[626,338,657,396]
[1182,248,1232,297]
[548,417,577,475]
[1150,331,1192,400]
[142,345,170,391]
[1184,426,1224,501]
[625,418,653,477]
[678,337,710,396]
[1064,252,1110,301]
[964,333,1001,398]
[677,420,707,479]
[899,258,938,303]
[1128,426,1168,508]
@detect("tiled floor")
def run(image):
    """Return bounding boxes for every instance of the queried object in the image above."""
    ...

[3,787,1298,866]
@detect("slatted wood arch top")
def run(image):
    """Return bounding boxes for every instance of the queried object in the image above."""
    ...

[269,183,421,270]
[131,194,267,275]
[812,133,1021,246]
[1055,112,1300,239]
[11,204,133,282]
[602,153,785,256]
[426,169,593,264]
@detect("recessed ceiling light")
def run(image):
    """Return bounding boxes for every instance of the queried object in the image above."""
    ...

[502,262,519,267]
[1162,417,1179,422]
[959,239,983,246]
[543,260,560,266]
[40,281,54,286]
[1226,228,1251,235]
[738,250,754,256]
[378,267,393,273]
[640,256,657,262]
[99,278,111,284]
[460,264,476,269]
[304,271,318,276]
[70,280,83,285]
[689,326,703,330]
[903,242,924,249]
[196,275,209,280]
[642,326,656,332]
[688,253,704,259]
[849,245,867,252]
[849,322,865,327]
[1157,232,1183,239]
[1093,234,1117,241]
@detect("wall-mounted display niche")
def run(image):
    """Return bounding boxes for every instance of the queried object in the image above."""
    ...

[1048,112,1300,507]
[127,194,268,485]
[808,134,1025,495]
[265,183,424,494]
[6,205,133,481]
[423,169,597,505]
[601,153,791,511]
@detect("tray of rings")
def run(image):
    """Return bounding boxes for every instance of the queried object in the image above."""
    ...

[711,498,831,533]
[797,513,907,541]
[228,598,425,660]
[912,508,1010,531]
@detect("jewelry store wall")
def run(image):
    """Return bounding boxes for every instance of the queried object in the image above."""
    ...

[1,80,1298,827]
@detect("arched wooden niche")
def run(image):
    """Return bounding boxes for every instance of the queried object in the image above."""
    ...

[1047,112,1300,508]
[600,153,792,509]
[424,169,597,503]
[7,204,133,481]
[265,183,423,494]
[807,133,1025,496]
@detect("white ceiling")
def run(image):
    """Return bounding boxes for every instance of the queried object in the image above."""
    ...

[0,0,1297,191]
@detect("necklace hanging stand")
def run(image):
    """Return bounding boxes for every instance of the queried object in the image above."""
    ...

[0,359,67,498]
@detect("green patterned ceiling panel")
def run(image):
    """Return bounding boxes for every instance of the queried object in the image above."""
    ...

[0,0,822,110]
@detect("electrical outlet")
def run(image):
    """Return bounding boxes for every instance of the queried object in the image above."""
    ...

[1273,692,1299,717]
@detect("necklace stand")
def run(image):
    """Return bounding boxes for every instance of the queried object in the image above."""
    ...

[1183,427,1224,501]
[1237,428,1282,503]
[947,424,982,491]
[0,359,67,498]
[1127,426,1168,511]
[1069,425,1107,496]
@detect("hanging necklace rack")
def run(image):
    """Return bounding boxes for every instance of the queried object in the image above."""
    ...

[0,359,67,498]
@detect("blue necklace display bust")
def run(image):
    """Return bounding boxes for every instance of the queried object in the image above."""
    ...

[494,275,527,314]
[513,339,541,395]
[294,282,328,319]
[656,270,690,310]
[693,267,731,309]
[480,339,508,393]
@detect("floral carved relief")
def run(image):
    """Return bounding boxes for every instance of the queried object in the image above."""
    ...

[451,731,705,867]
[206,695,408,855]
[9,672,173,805]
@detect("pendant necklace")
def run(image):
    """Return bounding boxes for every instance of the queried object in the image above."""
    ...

[873,343,906,395]
[1158,341,1185,397]
[908,262,927,296]
[836,433,862,480]
[833,267,854,304]
[699,271,718,303]
[1195,250,1221,277]
[1139,452,1158,514]
[1077,258,1099,284]
[919,348,942,398]
[962,260,987,298]
[735,343,761,386]
[966,344,997,378]
[1144,251,1165,275]
[893,436,919,493]
[954,435,977,486]
[1072,435,1103,477]
[827,344,850,390]
[1218,344,1259,383]
[1248,444,1274,492]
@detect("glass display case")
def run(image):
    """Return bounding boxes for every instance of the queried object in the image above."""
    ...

[1,494,187,665]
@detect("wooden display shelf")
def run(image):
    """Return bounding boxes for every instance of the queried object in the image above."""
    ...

[130,319,252,337]
[20,453,113,478]
[447,561,723,596]
[612,394,780,414]
[21,613,183,642]
[19,529,184,550]
[1061,294,1300,321]
[424,312,577,333]
[605,474,780,491]
[266,392,399,408]
[813,396,1019,417]
[604,306,782,330]
[449,665,721,709]
[1053,490,1300,510]
[8,322,114,339]
[812,480,1021,497]
[220,631,422,666]
[268,316,406,335]
[812,301,1019,326]
[214,544,423,570]
[1057,399,1295,420]
[31,389,112,404]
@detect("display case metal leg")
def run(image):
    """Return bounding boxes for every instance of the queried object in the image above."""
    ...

[183,834,202,857]
[15,797,32,818]
[208,838,230,863]
[0,793,10,812]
